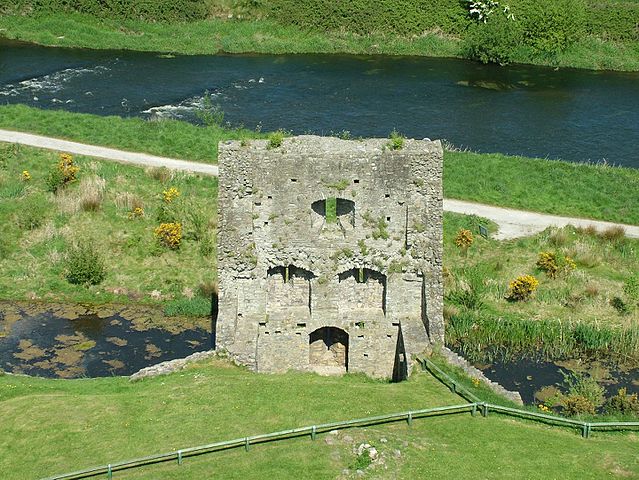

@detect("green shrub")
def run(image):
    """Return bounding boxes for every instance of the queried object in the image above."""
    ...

[605,388,639,416]
[463,13,523,65]
[64,242,107,286]
[623,274,639,305]
[45,167,66,193]
[610,296,631,315]
[519,0,586,55]
[14,197,48,230]
[561,370,605,409]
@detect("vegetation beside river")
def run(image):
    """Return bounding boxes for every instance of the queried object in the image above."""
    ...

[0,0,639,71]
[1,106,638,224]
[1,357,638,479]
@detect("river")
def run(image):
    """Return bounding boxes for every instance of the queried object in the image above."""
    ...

[1,39,638,167]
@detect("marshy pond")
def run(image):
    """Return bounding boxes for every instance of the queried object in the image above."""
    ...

[0,302,211,378]
[472,356,639,406]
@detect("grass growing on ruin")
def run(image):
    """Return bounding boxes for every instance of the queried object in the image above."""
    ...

[1,12,639,72]
[0,143,218,312]
[442,213,639,362]
[1,358,638,479]
[2,106,638,225]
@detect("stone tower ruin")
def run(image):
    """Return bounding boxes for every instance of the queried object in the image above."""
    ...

[217,136,443,379]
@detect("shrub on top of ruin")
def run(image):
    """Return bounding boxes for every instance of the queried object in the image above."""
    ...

[267,130,286,149]
[505,274,538,302]
[64,242,107,286]
[387,130,405,150]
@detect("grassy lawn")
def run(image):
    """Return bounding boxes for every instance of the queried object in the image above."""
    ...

[2,105,638,225]
[1,12,639,72]
[0,143,218,313]
[1,359,638,479]
[443,213,639,362]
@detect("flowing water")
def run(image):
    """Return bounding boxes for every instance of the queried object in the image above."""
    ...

[1,39,639,166]
[0,302,211,378]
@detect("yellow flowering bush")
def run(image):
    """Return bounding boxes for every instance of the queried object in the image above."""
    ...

[506,274,539,302]
[21,170,31,181]
[58,153,80,183]
[536,251,576,278]
[162,187,180,203]
[538,404,552,413]
[128,207,144,219]
[455,229,474,250]
[154,222,182,249]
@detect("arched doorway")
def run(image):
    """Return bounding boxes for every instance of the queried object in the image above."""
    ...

[309,327,348,373]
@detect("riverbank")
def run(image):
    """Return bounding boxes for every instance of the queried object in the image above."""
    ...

[2,106,638,225]
[1,12,639,71]
[1,357,637,479]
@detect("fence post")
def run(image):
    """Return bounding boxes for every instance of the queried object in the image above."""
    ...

[245,437,250,451]
[178,450,183,465]
[582,424,591,439]
[481,404,488,417]
[471,403,477,417]
[407,412,413,426]
[452,382,457,394]
[311,425,317,440]
[107,464,112,480]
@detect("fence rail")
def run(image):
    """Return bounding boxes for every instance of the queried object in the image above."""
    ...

[41,357,639,480]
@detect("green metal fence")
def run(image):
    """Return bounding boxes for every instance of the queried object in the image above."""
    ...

[41,357,639,480]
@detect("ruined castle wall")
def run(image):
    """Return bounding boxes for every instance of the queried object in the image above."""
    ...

[217,136,443,378]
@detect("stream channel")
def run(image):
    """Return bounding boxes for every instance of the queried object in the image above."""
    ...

[1,38,639,167]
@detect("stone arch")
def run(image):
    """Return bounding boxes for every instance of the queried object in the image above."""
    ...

[309,326,348,372]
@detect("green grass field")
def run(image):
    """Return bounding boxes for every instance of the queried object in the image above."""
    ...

[2,105,638,225]
[1,358,638,479]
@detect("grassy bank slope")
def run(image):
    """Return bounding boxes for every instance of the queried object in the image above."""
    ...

[2,106,638,225]
[1,359,637,479]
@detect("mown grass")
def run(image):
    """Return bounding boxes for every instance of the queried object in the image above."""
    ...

[1,359,638,479]
[3,105,638,225]
[0,143,218,309]
[443,213,639,362]
[1,12,639,71]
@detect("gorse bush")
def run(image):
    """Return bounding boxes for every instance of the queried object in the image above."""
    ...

[536,251,576,278]
[47,153,79,193]
[64,242,107,286]
[154,222,182,249]
[605,388,639,416]
[506,274,538,301]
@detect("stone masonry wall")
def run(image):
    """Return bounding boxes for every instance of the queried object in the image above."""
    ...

[217,135,443,379]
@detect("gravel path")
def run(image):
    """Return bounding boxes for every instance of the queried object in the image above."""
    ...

[2,128,637,240]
